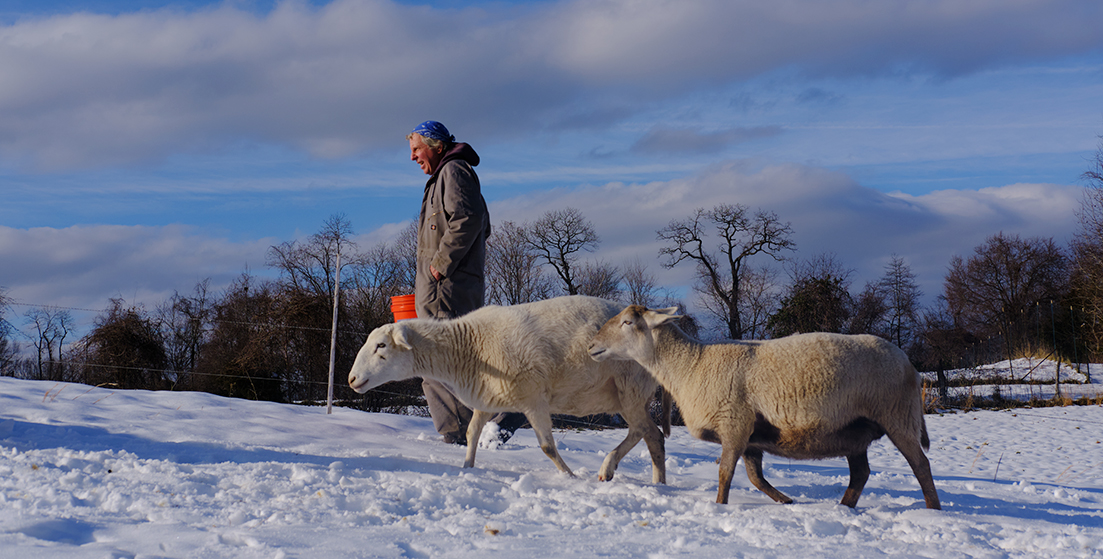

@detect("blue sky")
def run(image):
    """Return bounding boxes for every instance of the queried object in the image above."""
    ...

[2,0,1102,335]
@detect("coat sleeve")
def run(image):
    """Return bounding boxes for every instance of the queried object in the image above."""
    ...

[431,161,487,278]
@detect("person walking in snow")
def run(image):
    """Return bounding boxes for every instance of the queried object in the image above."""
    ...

[406,120,525,445]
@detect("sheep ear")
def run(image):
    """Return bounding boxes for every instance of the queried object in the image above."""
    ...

[391,323,414,350]
[644,307,682,328]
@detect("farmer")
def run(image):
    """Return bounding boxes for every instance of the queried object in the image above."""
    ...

[407,120,526,444]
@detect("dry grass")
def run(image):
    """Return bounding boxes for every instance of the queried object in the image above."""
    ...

[1011,343,1055,362]
[921,380,940,413]
[962,386,976,411]
[1050,394,1074,407]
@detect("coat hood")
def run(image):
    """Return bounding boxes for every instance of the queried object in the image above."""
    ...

[432,143,479,178]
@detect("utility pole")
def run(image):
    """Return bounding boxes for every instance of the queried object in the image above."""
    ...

[326,249,342,414]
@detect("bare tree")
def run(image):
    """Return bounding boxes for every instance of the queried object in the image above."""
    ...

[341,237,427,412]
[524,208,600,296]
[265,215,362,401]
[268,214,357,300]
[486,220,552,305]
[157,279,214,376]
[78,299,168,390]
[944,232,1068,359]
[1084,136,1103,187]
[345,234,417,333]
[0,288,16,375]
[879,255,923,350]
[574,260,622,300]
[1071,138,1103,363]
[915,297,980,391]
[194,272,288,401]
[737,264,782,340]
[621,258,661,307]
[767,254,852,338]
[658,204,795,339]
[848,281,887,336]
[392,219,419,294]
[23,306,74,381]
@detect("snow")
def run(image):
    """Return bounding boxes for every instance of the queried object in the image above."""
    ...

[2,376,1102,558]
[923,358,1103,403]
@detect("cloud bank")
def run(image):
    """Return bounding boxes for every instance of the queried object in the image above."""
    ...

[2,0,1100,170]
[491,161,1084,302]
[1,0,1094,340]
[0,224,273,312]
[1,162,1083,334]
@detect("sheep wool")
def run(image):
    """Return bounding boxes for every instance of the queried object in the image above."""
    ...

[349,295,668,484]
[589,305,940,510]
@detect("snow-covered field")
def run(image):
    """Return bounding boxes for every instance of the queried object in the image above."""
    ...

[2,376,1102,558]
[922,358,1103,403]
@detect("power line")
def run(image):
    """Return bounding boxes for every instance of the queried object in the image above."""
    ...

[6,300,108,315]
[20,357,417,399]
[14,358,631,430]
[4,299,373,337]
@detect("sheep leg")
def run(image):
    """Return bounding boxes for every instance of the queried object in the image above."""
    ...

[526,412,576,477]
[598,425,642,482]
[742,448,792,504]
[716,443,740,504]
[886,431,942,510]
[639,418,667,485]
[840,451,870,508]
[601,404,667,484]
[462,409,494,469]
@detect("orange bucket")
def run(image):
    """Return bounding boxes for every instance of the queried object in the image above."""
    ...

[391,294,418,321]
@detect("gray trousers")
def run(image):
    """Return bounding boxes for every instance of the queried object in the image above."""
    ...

[423,378,526,443]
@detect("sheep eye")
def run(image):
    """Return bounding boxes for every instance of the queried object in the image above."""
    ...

[376,342,386,349]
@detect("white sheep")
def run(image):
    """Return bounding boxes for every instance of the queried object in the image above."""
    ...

[588,305,941,509]
[348,295,668,484]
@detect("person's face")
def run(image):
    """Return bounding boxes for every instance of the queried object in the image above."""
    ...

[409,135,443,175]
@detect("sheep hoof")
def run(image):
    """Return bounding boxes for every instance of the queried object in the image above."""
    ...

[768,493,794,504]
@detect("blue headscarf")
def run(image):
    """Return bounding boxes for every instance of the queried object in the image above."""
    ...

[411,121,455,144]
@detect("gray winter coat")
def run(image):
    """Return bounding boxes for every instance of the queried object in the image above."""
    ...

[414,142,490,319]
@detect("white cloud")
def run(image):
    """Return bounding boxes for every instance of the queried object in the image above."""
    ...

[0,224,274,314]
[1,0,1100,170]
[631,126,783,155]
[489,161,1085,306]
[0,162,1085,336]
[1,0,1096,334]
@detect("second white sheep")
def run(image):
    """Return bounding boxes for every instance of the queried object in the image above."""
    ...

[588,304,940,509]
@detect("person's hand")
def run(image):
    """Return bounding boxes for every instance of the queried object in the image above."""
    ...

[430,265,443,281]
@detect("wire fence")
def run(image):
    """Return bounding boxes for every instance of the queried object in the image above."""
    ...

[3,298,1102,426]
[4,355,639,431]
[0,291,644,430]
[3,299,372,337]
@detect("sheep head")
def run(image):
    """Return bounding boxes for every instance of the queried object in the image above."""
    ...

[589,305,681,363]
[348,322,417,394]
